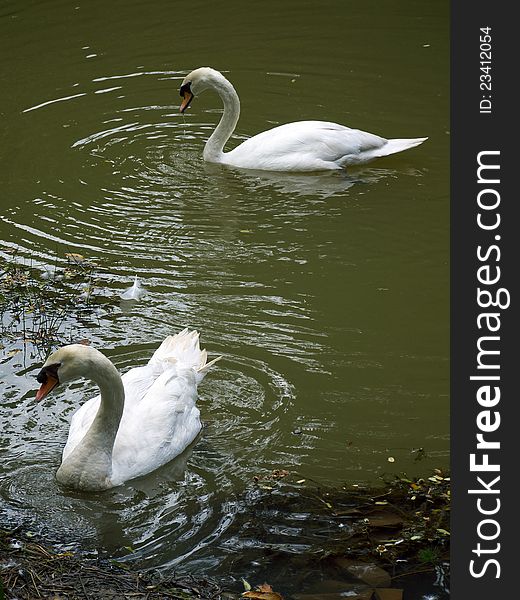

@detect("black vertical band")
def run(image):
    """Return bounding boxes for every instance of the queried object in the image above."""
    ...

[451,2,515,597]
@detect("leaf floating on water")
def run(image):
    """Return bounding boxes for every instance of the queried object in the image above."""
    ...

[253,469,290,484]
[412,447,427,461]
[120,275,147,301]
[242,583,283,600]
[258,584,276,593]
[65,253,85,264]
[271,469,289,479]
[241,578,252,592]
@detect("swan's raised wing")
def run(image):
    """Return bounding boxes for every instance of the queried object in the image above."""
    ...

[110,366,201,483]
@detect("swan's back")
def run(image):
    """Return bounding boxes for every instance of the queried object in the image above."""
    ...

[224,120,424,171]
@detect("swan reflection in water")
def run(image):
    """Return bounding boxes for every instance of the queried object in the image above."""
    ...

[58,442,197,553]
[203,162,424,199]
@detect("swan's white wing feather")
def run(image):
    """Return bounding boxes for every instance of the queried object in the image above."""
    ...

[224,121,393,171]
[110,367,201,483]
[120,275,146,300]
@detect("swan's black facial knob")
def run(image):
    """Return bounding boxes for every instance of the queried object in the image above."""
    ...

[180,81,191,97]
[36,363,60,384]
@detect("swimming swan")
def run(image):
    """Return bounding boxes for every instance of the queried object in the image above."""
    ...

[35,329,221,491]
[179,67,427,172]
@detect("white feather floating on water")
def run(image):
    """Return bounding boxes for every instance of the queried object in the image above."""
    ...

[120,275,146,301]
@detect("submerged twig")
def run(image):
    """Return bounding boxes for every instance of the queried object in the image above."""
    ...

[0,247,111,360]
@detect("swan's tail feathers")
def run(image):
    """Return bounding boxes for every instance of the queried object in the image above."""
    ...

[381,136,428,157]
[150,329,221,382]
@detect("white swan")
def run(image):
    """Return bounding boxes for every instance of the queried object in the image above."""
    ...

[179,67,427,172]
[35,329,221,491]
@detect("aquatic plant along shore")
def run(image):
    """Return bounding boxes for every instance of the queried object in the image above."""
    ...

[1,471,450,599]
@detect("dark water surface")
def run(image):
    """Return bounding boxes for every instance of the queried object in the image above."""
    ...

[1,0,449,594]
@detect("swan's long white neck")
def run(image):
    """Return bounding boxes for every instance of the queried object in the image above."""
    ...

[56,354,124,491]
[202,72,240,162]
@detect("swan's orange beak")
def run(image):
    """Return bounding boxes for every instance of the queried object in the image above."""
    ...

[180,90,193,113]
[179,81,194,113]
[36,374,59,401]
[36,366,60,401]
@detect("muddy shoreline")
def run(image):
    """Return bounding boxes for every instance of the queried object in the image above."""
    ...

[1,471,450,599]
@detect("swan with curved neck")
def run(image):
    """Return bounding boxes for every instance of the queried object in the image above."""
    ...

[179,67,427,172]
[35,330,220,491]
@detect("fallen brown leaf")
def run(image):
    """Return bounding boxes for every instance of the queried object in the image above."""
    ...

[65,253,85,264]
[242,583,283,600]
